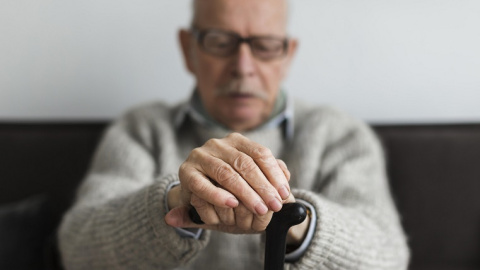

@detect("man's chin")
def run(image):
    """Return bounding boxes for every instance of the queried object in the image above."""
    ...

[216,98,268,130]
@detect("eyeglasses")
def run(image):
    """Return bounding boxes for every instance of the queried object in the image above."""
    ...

[191,28,289,61]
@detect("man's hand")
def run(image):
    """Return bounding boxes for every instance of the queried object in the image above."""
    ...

[166,187,310,241]
[167,190,296,234]
[165,132,292,233]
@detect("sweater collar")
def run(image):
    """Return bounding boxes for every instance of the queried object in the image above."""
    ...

[174,89,294,140]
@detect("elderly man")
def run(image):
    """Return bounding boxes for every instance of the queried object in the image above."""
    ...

[58,0,409,269]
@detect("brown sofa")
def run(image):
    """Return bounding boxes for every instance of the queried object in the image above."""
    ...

[1,122,479,269]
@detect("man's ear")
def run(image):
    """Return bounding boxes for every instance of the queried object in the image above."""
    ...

[178,29,196,74]
[285,38,298,66]
[280,38,298,79]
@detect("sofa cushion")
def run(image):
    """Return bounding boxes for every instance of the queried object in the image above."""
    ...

[0,195,53,269]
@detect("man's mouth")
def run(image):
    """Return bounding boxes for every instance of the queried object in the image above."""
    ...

[228,93,256,99]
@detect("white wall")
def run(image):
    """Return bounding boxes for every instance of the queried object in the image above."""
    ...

[1,0,479,123]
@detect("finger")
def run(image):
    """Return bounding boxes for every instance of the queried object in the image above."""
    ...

[228,151,283,212]
[190,144,270,215]
[276,159,291,181]
[234,203,254,231]
[180,163,239,208]
[251,210,274,232]
[165,206,221,229]
[226,133,290,200]
[190,194,220,225]
[202,136,283,213]
[214,205,236,226]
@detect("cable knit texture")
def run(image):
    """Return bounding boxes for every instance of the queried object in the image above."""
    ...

[58,99,409,269]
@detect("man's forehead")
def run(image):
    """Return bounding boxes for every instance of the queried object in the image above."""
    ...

[192,0,288,35]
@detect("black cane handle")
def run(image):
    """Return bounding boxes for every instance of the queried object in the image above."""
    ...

[265,202,307,270]
[188,206,205,225]
[188,203,307,270]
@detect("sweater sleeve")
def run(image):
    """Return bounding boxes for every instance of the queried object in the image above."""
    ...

[58,112,209,269]
[287,110,410,270]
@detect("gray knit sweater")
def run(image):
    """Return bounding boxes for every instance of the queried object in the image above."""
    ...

[58,99,409,270]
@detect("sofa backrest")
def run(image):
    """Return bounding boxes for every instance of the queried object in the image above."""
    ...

[1,122,479,269]
[375,124,480,269]
[0,123,106,269]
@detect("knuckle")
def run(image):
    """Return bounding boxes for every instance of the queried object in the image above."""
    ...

[217,208,235,226]
[252,214,271,232]
[235,214,251,230]
[233,154,257,175]
[181,172,195,189]
[235,205,250,216]
[214,165,237,185]
[179,162,188,173]
[190,195,205,208]
[178,162,193,179]
[205,214,220,225]
[189,147,203,159]
[205,138,221,148]
[190,199,220,225]
[251,146,273,161]
[252,222,267,232]
[208,220,220,225]
[190,176,209,194]
[204,216,220,225]
[178,164,188,180]
[227,132,242,139]
[197,181,211,195]
[255,182,271,194]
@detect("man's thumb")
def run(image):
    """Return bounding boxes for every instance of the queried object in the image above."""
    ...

[165,206,193,228]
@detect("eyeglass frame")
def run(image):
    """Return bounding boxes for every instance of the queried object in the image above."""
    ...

[190,27,290,61]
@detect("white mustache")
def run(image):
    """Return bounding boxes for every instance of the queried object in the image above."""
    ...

[215,80,268,101]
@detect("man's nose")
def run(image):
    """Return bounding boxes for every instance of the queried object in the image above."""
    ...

[232,43,256,78]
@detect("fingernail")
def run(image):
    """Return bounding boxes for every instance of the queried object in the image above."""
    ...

[225,197,239,208]
[255,202,268,215]
[268,198,282,212]
[279,185,290,200]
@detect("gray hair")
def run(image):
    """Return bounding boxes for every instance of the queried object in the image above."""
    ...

[189,0,291,28]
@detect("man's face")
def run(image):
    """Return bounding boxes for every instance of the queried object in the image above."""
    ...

[180,0,297,132]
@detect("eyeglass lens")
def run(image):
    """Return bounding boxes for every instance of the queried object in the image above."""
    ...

[199,30,287,60]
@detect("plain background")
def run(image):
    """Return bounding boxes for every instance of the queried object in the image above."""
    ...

[1,0,479,123]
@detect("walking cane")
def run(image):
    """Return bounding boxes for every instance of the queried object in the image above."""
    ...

[189,202,307,270]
